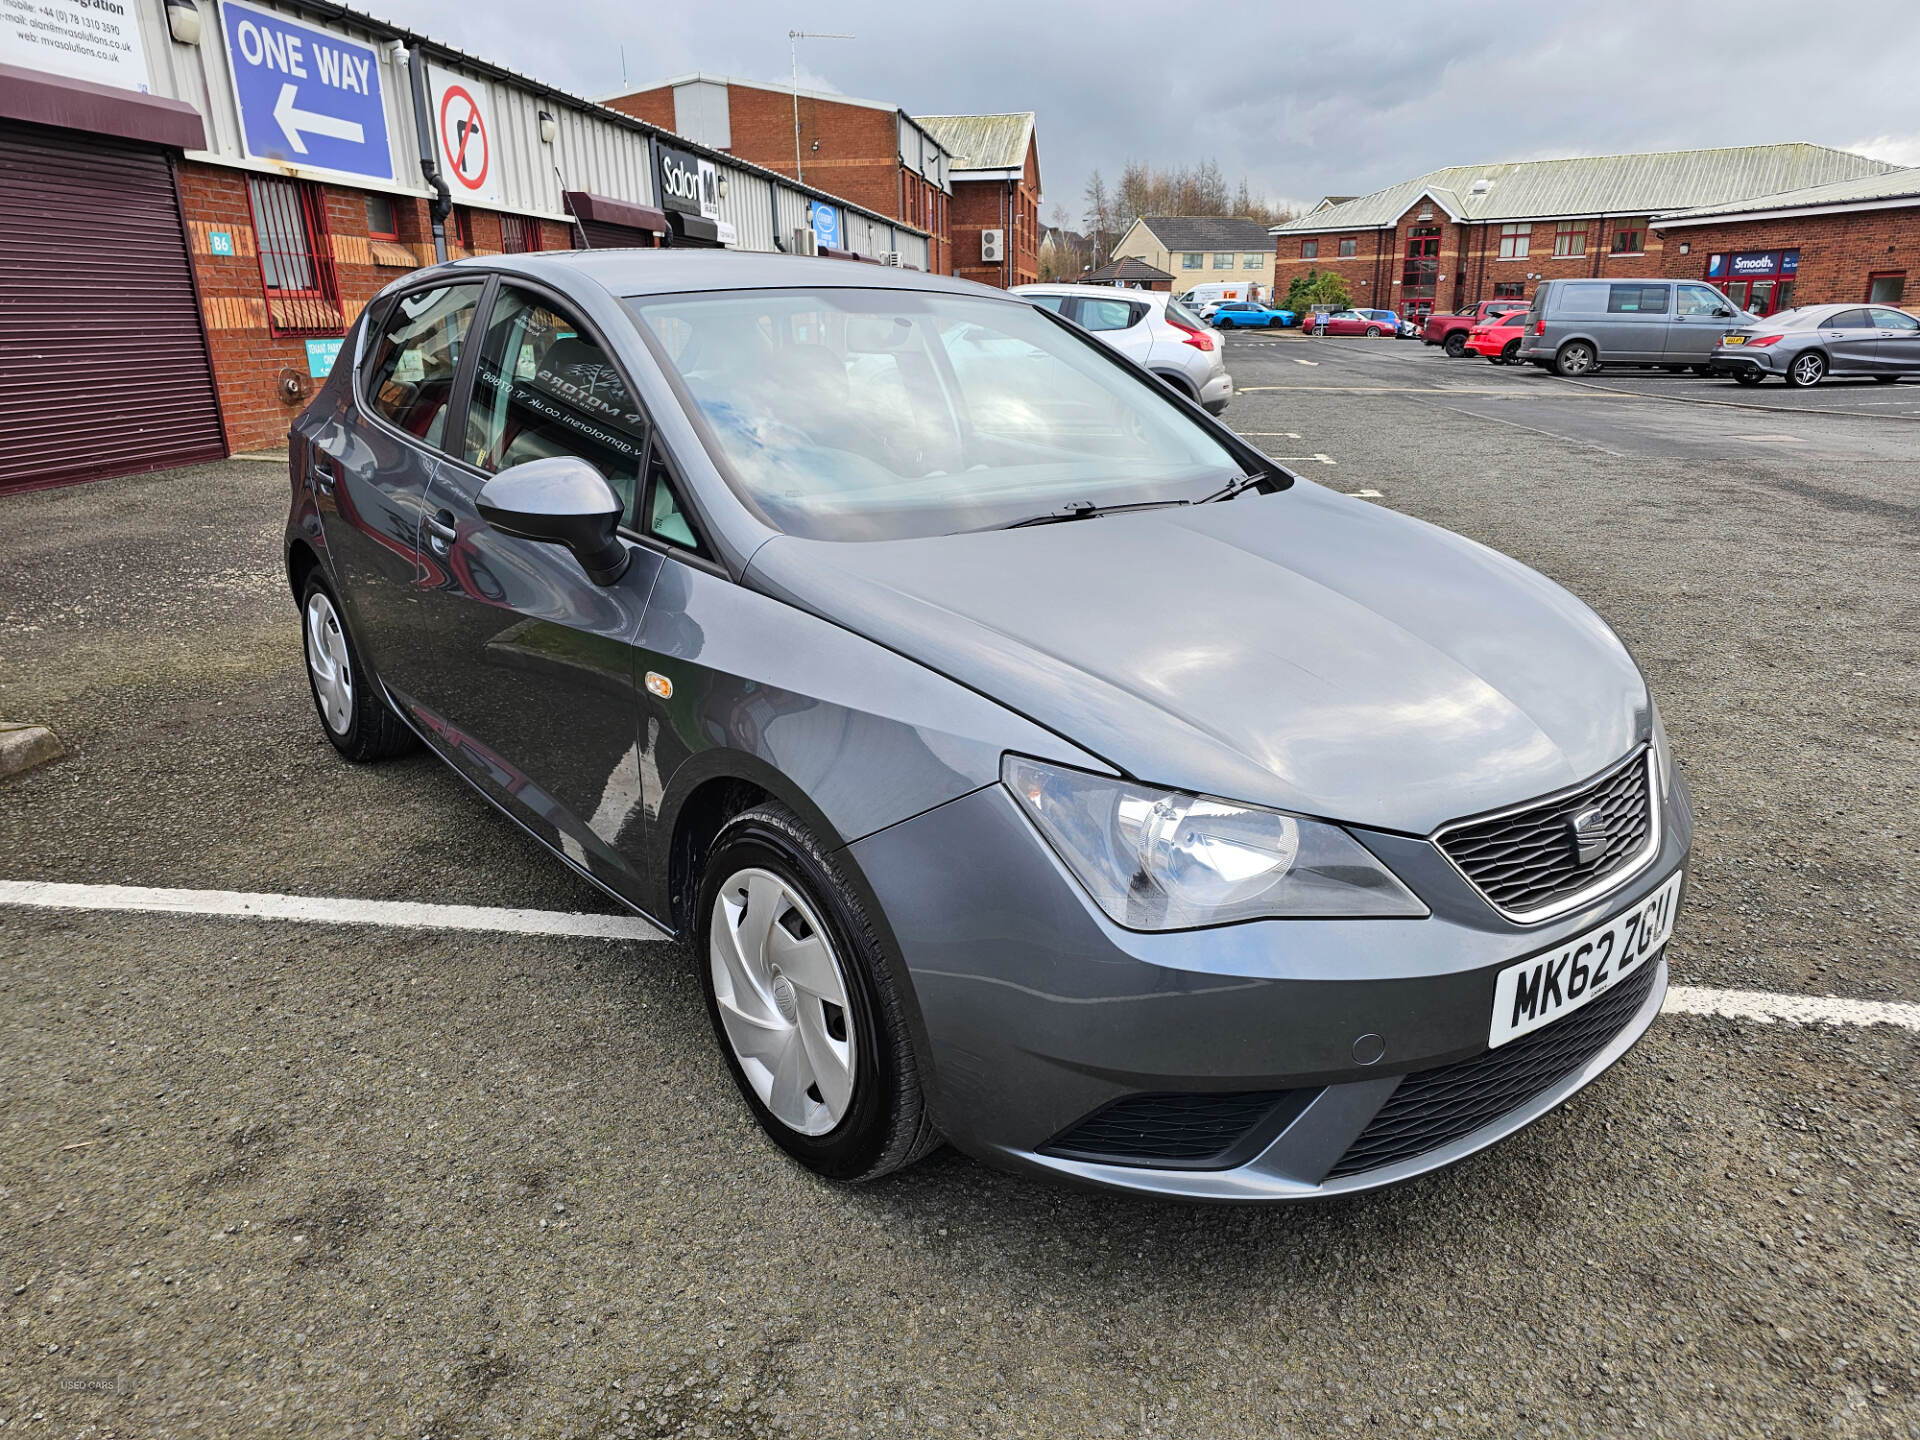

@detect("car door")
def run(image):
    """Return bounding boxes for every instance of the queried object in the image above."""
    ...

[1600,283,1667,362]
[326,279,486,694]
[1816,308,1880,373]
[1869,306,1920,374]
[1068,294,1151,363]
[1667,283,1738,363]
[406,278,669,901]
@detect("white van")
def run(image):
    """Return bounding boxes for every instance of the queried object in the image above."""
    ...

[1179,280,1265,313]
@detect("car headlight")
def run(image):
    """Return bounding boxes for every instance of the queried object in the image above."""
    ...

[1002,756,1428,930]
[1650,697,1674,800]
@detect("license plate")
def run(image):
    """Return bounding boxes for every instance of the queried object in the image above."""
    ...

[1723,335,1747,345]
[1488,871,1683,1048]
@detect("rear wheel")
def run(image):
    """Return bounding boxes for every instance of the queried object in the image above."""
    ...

[1786,351,1826,388]
[1442,332,1468,358]
[300,576,417,761]
[697,804,940,1183]
[1554,340,1598,377]
[1733,372,1765,387]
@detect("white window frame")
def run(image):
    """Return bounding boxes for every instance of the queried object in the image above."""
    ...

[1243,253,1263,269]
[1182,252,1204,270]
[1213,252,1234,269]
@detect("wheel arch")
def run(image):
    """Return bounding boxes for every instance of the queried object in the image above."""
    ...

[286,537,322,606]
[1151,368,1199,399]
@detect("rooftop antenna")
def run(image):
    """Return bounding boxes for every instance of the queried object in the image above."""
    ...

[788,29,853,185]
[619,45,627,88]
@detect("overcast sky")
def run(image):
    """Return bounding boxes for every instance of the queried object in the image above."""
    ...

[387,0,1920,221]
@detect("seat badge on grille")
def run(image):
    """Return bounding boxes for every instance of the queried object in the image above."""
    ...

[1567,806,1611,865]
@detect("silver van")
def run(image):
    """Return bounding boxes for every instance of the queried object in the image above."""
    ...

[1518,278,1754,377]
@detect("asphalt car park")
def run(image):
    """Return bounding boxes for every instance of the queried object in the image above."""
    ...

[3,328,1918,1436]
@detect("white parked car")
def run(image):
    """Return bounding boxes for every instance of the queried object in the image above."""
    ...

[1013,284,1233,414]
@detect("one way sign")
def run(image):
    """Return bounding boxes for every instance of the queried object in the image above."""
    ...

[221,0,393,182]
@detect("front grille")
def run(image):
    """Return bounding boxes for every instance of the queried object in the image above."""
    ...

[1044,1090,1313,1169]
[1325,956,1660,1180]
[1437,753,1653,918]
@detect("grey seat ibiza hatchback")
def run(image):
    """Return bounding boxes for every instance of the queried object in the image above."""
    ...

[287,252,1691,1201]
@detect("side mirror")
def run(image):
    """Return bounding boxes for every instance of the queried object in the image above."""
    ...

[476,456,630,586]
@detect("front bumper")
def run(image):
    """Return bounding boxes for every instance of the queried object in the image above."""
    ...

[848,766,1693,1201]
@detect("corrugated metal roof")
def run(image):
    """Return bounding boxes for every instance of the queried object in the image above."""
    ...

[916,113,1034,173]
[1136,216,1275,251]
[1272,144,1898,234]
[1654,165,1920,221]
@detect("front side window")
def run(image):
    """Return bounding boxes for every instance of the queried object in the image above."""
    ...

[1498,223,1531,260]
[1675,284,1730,317]
[1213,252,1234,269]
[630,287,1246,543]
[1337,238,1357,258]
[1553,220,1587,258]
[1607,284,1669,314]
[1182,251,1204,269]
[1871,306,1920,332]
[362,282,485,451]
[464,285,650,522]
[1299,239,1318,259]
[1611,218,1648,255]
[1025,293,1070,313]
[247,176,342,337]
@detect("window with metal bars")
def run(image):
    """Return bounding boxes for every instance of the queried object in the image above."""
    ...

[246,176,343,338]
[500,214,543,254]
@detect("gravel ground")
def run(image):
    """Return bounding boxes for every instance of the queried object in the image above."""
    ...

[1,345,1916,1438]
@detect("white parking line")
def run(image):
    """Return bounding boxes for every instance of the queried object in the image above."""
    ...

[0,879,669,941]
[1293,358,1319,366]
[4,881,1917,1033]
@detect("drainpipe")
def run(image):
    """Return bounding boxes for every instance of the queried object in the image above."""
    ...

[406,46,451,264]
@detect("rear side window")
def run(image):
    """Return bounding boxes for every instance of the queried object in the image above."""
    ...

[1824,308,1873,329]
[362,282,485,451]
[1556,283,1609,315]
[1607,285,1670,314]
[1074,297,1141,332]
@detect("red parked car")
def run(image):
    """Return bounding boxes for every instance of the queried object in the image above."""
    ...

[1424,299,1532,356]
[1310,310,1395,337]
[1464,311,1530,365]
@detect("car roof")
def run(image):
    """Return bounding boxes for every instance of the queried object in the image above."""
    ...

[442,248,1013,301]
[1014,282,1163,300]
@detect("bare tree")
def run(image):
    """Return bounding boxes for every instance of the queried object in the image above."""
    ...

[1082,170,1114,261]
[1099,159,1296,228]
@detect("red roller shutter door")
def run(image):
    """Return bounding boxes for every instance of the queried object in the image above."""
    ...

[0,120,225,493]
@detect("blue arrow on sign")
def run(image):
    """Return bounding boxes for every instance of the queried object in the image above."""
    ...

[220,0,392,182]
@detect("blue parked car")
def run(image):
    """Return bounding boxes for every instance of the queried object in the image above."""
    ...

[1210,300,1295,329]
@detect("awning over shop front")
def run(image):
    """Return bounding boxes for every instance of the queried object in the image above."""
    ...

[563,191,668,249]
[0,63,205,151]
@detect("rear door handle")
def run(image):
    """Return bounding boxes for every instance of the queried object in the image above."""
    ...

[425,510,457,554]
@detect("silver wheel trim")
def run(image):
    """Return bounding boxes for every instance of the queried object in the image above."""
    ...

[304,592,354,736]
[708,867,857,1136]
[1793,354,1823,384]
[1563,345,1593,374]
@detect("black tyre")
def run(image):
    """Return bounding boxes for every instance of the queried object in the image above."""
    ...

[1442,332,1468,358]
[1554,340,1598,377]
[1365,326,1382,338]
[1692,364,1715,377]
[1733,372,1765,387]
[299,574,417,761]
[1664,365,1686,374]
[1500,339,1520,364]
[697,803,940,1183]
[1786,351,1826,388]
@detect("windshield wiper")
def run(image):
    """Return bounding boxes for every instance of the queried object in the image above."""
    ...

[1199,472,1276,504]
[992,498,1194,530]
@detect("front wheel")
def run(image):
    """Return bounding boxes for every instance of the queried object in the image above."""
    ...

[1365,326,1382,338]
[300,575,417,761]
[1554,340,1598,377]
[698,804,940,1183]
[1443,332,1468,358]
[1786,351,1826,388]
[1500,340,1520,364]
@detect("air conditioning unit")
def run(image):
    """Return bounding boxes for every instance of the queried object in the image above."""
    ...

[980,228,1004,263]
[878,251,901,267]
[790,227,817,256]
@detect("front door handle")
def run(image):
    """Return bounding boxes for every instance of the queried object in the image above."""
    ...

[425,510,457,555]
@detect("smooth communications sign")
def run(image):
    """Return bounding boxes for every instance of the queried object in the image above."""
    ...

[220,0,393,182]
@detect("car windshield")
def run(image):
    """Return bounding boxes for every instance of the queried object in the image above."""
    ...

[629,287,1246,542]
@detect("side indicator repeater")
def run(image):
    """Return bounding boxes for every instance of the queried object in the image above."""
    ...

[646,671,673,699]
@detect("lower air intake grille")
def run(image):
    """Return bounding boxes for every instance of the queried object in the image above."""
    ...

[1326,956,1660,1181]
[1044,1090,1308,1169]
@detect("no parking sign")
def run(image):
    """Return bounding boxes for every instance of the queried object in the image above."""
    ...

[430,67,501,204]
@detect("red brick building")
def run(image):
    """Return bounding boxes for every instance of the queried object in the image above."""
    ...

[1651,168,1920,314]
[1272,145,1899,324]
[918,113,1041,288]
[606,75,954,275]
